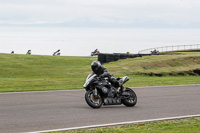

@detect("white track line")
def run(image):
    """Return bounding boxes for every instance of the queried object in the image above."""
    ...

[27,114,200,133]
[1,84,200,95]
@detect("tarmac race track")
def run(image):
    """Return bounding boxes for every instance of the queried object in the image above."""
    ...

[0,85,200,133]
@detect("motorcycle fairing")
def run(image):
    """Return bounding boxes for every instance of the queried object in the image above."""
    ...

[83,73,97,88]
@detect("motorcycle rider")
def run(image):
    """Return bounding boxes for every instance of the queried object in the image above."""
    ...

[91,61,120,87]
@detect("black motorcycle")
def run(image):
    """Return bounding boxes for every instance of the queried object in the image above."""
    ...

[83,73,137,108]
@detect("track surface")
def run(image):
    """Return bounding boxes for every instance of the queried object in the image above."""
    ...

[0,85,200,133]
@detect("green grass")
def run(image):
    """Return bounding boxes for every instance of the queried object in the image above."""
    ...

[105,53,200,76]
[0,52,200,92]
[52,117,200,133]
[0,54,96,92]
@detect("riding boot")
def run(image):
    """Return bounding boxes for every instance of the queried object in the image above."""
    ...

[120,86,128,96]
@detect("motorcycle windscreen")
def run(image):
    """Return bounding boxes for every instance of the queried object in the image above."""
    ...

[83,74,97,88]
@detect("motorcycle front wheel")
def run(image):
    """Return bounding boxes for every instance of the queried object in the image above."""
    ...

[85,90,103,108]
[122,88,137,107]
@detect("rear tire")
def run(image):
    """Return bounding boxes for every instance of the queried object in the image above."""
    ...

[85,90,103,108]
[122,88,137,107]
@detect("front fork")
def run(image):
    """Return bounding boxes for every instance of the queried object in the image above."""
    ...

[93,88,98,99]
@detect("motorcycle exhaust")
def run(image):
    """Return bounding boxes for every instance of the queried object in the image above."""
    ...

[104,98,122,105]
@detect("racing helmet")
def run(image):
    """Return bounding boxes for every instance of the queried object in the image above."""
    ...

[91,61,101,73]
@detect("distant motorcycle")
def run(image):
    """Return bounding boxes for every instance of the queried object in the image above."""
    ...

[53,49,61,56]
[151,49,160,55]
[83,73,137,108]
[91,49,100,56]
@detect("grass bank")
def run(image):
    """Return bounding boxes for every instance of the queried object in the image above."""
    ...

[52,117,200,133]
[0,54,96,92]
[106,53,200,76]
[0,52,200,92]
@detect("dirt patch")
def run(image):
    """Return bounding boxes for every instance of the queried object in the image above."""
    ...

[137,69,200,77]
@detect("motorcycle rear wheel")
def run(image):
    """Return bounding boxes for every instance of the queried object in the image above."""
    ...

[85,90,103,108]
[122,88,137,107]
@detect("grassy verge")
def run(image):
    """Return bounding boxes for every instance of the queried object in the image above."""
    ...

[0,54,96,92]
[125,75,200,87]
[0,52,200,92]
[52,117,200,133]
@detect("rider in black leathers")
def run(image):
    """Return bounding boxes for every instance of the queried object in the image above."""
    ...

[91,61,119,87]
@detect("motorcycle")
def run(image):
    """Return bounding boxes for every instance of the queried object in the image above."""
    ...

[91,50,100,56]
[83,73,137,108]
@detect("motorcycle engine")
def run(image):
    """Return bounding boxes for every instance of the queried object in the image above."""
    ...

[108,87,116,97]
[102,87,108,94]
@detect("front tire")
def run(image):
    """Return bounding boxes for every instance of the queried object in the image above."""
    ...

[122,88,137,107]
[85,90,103,108]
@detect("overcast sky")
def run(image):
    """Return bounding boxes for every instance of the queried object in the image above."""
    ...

[0,0,200,56]
[0,0,200,28]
